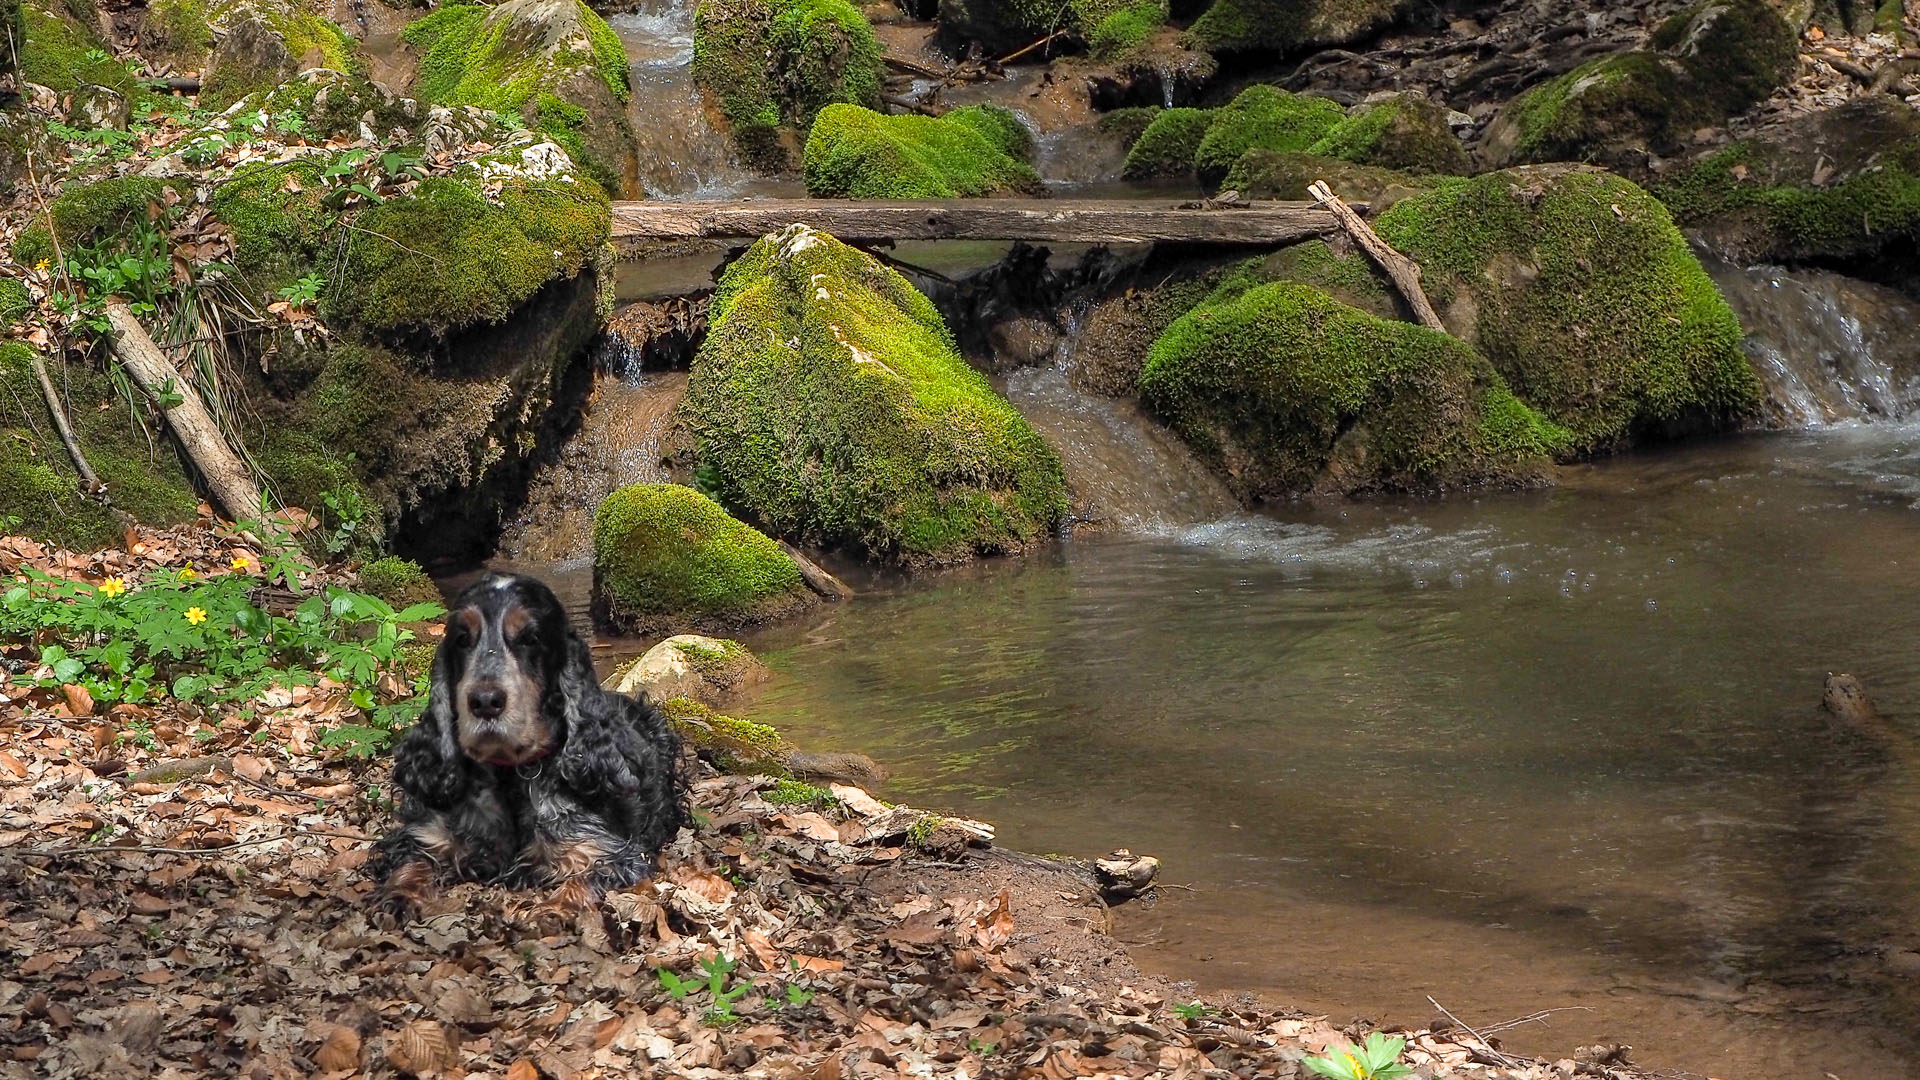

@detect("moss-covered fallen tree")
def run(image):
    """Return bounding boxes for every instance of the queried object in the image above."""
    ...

[803,104,1043,198]
[680,225,1068,566]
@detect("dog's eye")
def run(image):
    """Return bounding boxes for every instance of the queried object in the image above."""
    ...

[449,627,473,648]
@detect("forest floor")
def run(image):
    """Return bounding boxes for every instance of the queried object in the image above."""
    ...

[0,529,1663,1080]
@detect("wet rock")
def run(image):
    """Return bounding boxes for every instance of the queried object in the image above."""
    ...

[65,83,128,130]
[692,0,882,171]
[605,634,771,709]
[678,224,1067,568]
[592,483,813,634]
[986,316,1061,370]
[658,696,887,785]
[1094,848,1160,901]
[1184,0,1406,56]
[1083,33,1217,110]
[1822,672,1880,725]
[1222,149,1430,207]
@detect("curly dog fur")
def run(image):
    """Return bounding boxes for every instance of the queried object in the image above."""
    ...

[373,572,686,916]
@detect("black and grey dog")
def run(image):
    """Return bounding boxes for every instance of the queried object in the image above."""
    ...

[374,572,686,917]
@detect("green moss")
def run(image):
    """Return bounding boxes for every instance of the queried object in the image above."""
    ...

[0,280,29,327]
[905,813,945,848]
[1221,149,1429,206]
[1089,0,1165,58]
[658,695,791,775]
[1308,94,1469,175]
[1376,166,1760,450]
[1121,106,1213,179]
[1139,283,1567,498]
[357,556,439,608]
[1192,86,1344,182]
[0,346,199,548]
[25,177,178,263]
[682,226,1069,565]
[1876,0,1907,37]
[19,1,140,99]
[692,0,882,164]
[1185,0,1404,55]
[1098,106,1160,148]
[1657,138,1920,263]
[763,778,838,808]
[803,103,1043,198]
[1649,0,1796,114]
[326,174,609,336]
[591,482,806,630]
[194,2,360,109]
[1497,51,1695,165]
[209,160,330,293]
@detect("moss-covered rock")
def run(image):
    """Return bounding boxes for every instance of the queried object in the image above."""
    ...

[656,696,792,775]
[1481,0,1794,172]
[0,343,199,549]
[12,176,182,269]
[356,556,441,608]
[0,280,28,327]
[1307,92,1469,174]
[1375,165,1760,450]
[1193,85,1343,183]
[591,483,810,633]
[936,0,1130,56]
[19,0,141,100]
[1139,283,1565,498]
[692,0,882,170]
[606,633,770,708]
[1089,0,1167,58]
[681,225,1068,566]
[405,0,632,191]
[143,0,358,108]
[1656,99,1920,267]
[1221,149,1430,205]
[324,167,610,337]
[803,103,1043,198]
[1120,106,1212,178]
[1185,0,1405,56]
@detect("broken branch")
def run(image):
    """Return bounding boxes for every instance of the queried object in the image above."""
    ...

[1307,179,1448,334]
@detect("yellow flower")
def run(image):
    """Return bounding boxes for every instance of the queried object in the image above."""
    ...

[184,607,207,625]
[97,576,127,598]
[34,259,49,272]
[230,555,252,572]
[179,563,197,581]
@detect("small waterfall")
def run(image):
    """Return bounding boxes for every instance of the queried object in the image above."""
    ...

[613,0,781,198]
[999,301,1239,530]
[1704,255,1920,426]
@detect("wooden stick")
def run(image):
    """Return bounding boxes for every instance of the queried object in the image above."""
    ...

[882,93,945,117]
[101,297,262,520]
[779,540,853,600]
[25,350,104,495]
[1307,180,1448,333]
[996,30,1066,66]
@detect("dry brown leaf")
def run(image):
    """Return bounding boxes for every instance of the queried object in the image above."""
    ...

[313,1024,362,1072]
[60,684,94,717]
[128,893,173,915]
[386,1018,454,1076]
[504,1061,539,1080]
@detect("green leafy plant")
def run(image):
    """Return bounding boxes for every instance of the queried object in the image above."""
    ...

[1171,1001,1212,1021]
[276,273,327,308]
[656,954,751,1026]
[274,111,309,136]
[1303,1033,1414,1080]
[181,132,230,165]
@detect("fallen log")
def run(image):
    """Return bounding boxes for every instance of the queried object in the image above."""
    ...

[102,297,262,520]
[1307,180,1446,333]
[609,198,1343,250]
[778,540,853,600]
[26,350,104,496]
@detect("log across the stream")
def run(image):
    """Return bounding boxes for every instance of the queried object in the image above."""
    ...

[608,198,1345,251]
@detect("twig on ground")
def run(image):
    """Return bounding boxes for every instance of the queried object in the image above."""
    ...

[1427,995,1514,1067]
[1479,1005,1594,1035]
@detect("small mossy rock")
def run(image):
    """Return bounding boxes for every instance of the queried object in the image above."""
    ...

[1192,85,1344,185]
[658,696,792,775]
[1222,149,1429,207]
[1376,165,1761,451]
[1649,0,1798,116]
[405,0,633,192]
[803,103,1043,198]
[1308,93,1470,175]
[683,225,1068,566]
[1657,98,1920,266]
[1121,106,1213,178]
[1139,283,1567,499]
[1089,0,1167,59]
[67,84,129,130]
[692,0,882,171]
[935,0,1132,56]
[13,176,183,268]
[0,344,199,548]
[1185,0,1405,55]
[593,483,811,633]
[0,110,55,195]
[605,634,770,708]
[356,556,441,609]
[141,0,360,109]
[19,0,141,100]
[325,165,609,337]
[0,281,29,327]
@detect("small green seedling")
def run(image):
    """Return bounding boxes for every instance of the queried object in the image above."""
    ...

[1303,1032,1414,1080]
[1171,1001,1211,1021]
[656,954,750,1026]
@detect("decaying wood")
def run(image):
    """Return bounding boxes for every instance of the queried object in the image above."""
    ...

[145,76,202,93]
[26,350,104,496]
[779,540,853,601]
[101,297,262,521]
[882,93,945,117]
[881,53,992,84]
[610,198,1343,250]
[1306,180,1447,333]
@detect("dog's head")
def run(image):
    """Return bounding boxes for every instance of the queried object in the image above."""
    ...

[436,573,577,767]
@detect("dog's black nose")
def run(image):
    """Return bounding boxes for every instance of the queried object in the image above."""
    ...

[466,684,508,720]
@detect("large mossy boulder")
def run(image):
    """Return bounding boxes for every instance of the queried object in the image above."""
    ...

[1184,0,1404,56]
[143,0,357,108]
[1138,283,1567,498]
[1121,88,1457,187]
[1121,106,1214,178]
[592,483,811,634]
[681,225,1069,566]
[19,0,142,101]
[0,342,200,550]
[405,0,632,192]
[1481,0,1795,173]
[1375,165,1761,450]
[1307,92,1469,175]
[803,103,1043,198]
[692,0,882,171]
[1193,84,1344,184]
[1657,98,1920,268]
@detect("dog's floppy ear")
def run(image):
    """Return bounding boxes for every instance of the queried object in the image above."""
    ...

[555,632,642,797]
[391,645,476,810]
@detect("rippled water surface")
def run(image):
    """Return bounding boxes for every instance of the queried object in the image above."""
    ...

[727,425,1920,1079]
